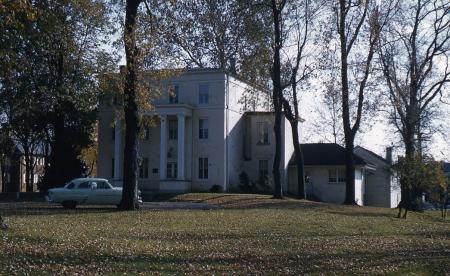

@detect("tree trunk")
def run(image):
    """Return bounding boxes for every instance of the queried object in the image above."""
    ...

[343,137,356,205]
[272,103,283,199]
[338,0,357,206]
[1,160,6,193]
[271,0,283,199]
[290,120,305,199]
[23,146,33,192]
[120,0,141,210]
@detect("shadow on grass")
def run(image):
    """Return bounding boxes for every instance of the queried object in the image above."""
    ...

[1,243,448,275]
[0,202,118,216]
[219,199,325,210]
[326,210,395,218]
[173,194,327,210]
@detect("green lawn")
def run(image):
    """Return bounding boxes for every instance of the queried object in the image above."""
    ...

[1,194,449,275]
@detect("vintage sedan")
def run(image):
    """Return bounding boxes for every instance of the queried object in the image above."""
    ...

[46,178,142,209]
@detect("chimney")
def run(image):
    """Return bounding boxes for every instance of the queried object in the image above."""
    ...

[386,147,393,164]
[229,58,236,75]
[119,65,126,74]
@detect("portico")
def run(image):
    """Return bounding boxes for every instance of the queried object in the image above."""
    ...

[156,104,193,192]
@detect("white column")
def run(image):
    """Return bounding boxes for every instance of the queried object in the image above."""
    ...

[187,117,193,180]
[177,114,185,180]
[114,114,122,180]
[159,115,167,180]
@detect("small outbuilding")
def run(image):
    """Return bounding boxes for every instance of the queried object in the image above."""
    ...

[288,143,400,208]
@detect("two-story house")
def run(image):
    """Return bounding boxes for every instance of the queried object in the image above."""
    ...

[97,68,296,194]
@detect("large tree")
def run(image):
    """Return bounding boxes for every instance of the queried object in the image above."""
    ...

[378,0,450,216]
[332,0,394,204]
[120,0,142,210]
[280,0,324,199]
[268,0,287,199]
[0,0,42,192]
[0,0,115,191]
[158,0,272,88]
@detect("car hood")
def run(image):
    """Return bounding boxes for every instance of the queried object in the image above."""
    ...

[112,187,123,191]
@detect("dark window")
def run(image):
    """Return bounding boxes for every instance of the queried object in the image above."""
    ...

[167,162,177,179]
[66,182,75,189]
[258,160,269,181]
[199,84,209,104]
[152,168,158,174]
[257,122,269,145]
[199,157,208,179]
[329,169,346,183]
[111,158,115,178]
[199,119,209,139]
[338,169,346,182]
[139,158,149,179]
[144,127,150,140]
[169,120,178,140]
[169,85,179,104]
[328,169,337,183]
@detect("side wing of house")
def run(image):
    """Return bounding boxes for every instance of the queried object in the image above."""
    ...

[354,147,400,208]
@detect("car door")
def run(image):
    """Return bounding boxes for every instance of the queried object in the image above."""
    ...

[74,181,91,204]
[89,180,117,205]
[98,181,121,204]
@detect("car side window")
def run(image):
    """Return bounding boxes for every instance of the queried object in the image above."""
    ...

[97,181,111,189]
[66,183,75,189]
[78,182,90,189]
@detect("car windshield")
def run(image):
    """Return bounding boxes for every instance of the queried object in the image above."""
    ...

[65,182,75,189]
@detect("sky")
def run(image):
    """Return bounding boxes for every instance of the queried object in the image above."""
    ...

[299,90,450,162]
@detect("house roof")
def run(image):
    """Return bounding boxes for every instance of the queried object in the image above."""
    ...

[289,143,368,166]
[354,146,390,165]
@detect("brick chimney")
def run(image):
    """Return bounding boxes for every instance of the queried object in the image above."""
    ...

[386,147,393,164]
[119,65,126,74]
[229,58,236,75]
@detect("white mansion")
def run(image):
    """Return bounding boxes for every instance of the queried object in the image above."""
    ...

[97,69,296,194]
[97,68,399,208]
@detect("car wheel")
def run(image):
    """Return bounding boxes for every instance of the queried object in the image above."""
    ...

[62,201,77,209]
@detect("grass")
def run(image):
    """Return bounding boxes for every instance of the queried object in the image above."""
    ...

[0,193,449,275]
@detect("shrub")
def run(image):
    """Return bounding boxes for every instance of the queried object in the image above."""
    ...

[209,184,223,193]
[239,171,257,193]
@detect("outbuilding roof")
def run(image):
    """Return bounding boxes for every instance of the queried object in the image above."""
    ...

[289,143,368,166]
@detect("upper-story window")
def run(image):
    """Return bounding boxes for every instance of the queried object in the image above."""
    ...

[257,122,269,145]
[168,120,178,140]
[199,118,209,139]
[198,84,209,104]
[168,84,179,104]
[139,157,149,179]
[142,127,150,141]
